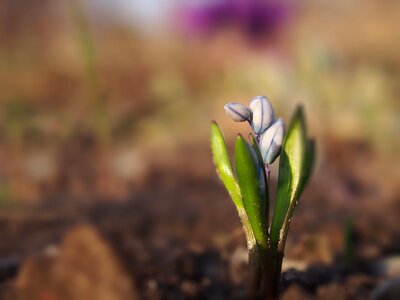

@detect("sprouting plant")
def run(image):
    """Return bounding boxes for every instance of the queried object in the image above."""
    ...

[344,217,354,269]
[211,96,315,299]
[69,0,110,144]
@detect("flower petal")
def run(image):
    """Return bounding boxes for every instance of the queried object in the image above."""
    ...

[260,118,285,164]
[249,96,274,135]
[224,102,252,122]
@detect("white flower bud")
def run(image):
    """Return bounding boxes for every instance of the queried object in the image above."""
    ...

[260,118,285,164]
[249,96,274,136]
[224,102,252,122]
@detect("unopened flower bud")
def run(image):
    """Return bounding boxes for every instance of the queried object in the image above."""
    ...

[260,118,285,164]
[224,102,252,122]
[249,96,274,136]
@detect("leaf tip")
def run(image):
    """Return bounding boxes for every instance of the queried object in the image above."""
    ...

[235,133,246,144]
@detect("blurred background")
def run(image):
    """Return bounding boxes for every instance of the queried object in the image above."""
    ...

[0,0,399,299]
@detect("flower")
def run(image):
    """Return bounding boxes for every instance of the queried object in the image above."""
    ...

[249,96,274,136]
[223,96,285,164]
[224,102,252,122]
[177,0,292,40]
[260,118,285,164]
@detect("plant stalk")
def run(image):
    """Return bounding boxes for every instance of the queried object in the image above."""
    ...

[261,247,275,299]
[271,232,288,298]
[272,252,284,297]
[237,209,261,298]
[248,248,262,299]
[248,246,276,299]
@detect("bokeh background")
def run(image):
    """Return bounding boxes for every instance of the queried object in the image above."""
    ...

[0,0,399,299]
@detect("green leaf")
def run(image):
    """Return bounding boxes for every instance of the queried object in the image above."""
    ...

[249,134,269,228]
[300,139,315,193]
[235,135,269,248]
[210,121,242,209]
[270,106,312,251]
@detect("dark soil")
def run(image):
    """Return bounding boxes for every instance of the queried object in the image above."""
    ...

[0,140,399,299]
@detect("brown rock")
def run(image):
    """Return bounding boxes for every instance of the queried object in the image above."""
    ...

[289,234,333,265]
[280,284,313,300]
[317,283,346,300]
[12,225,137,300]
